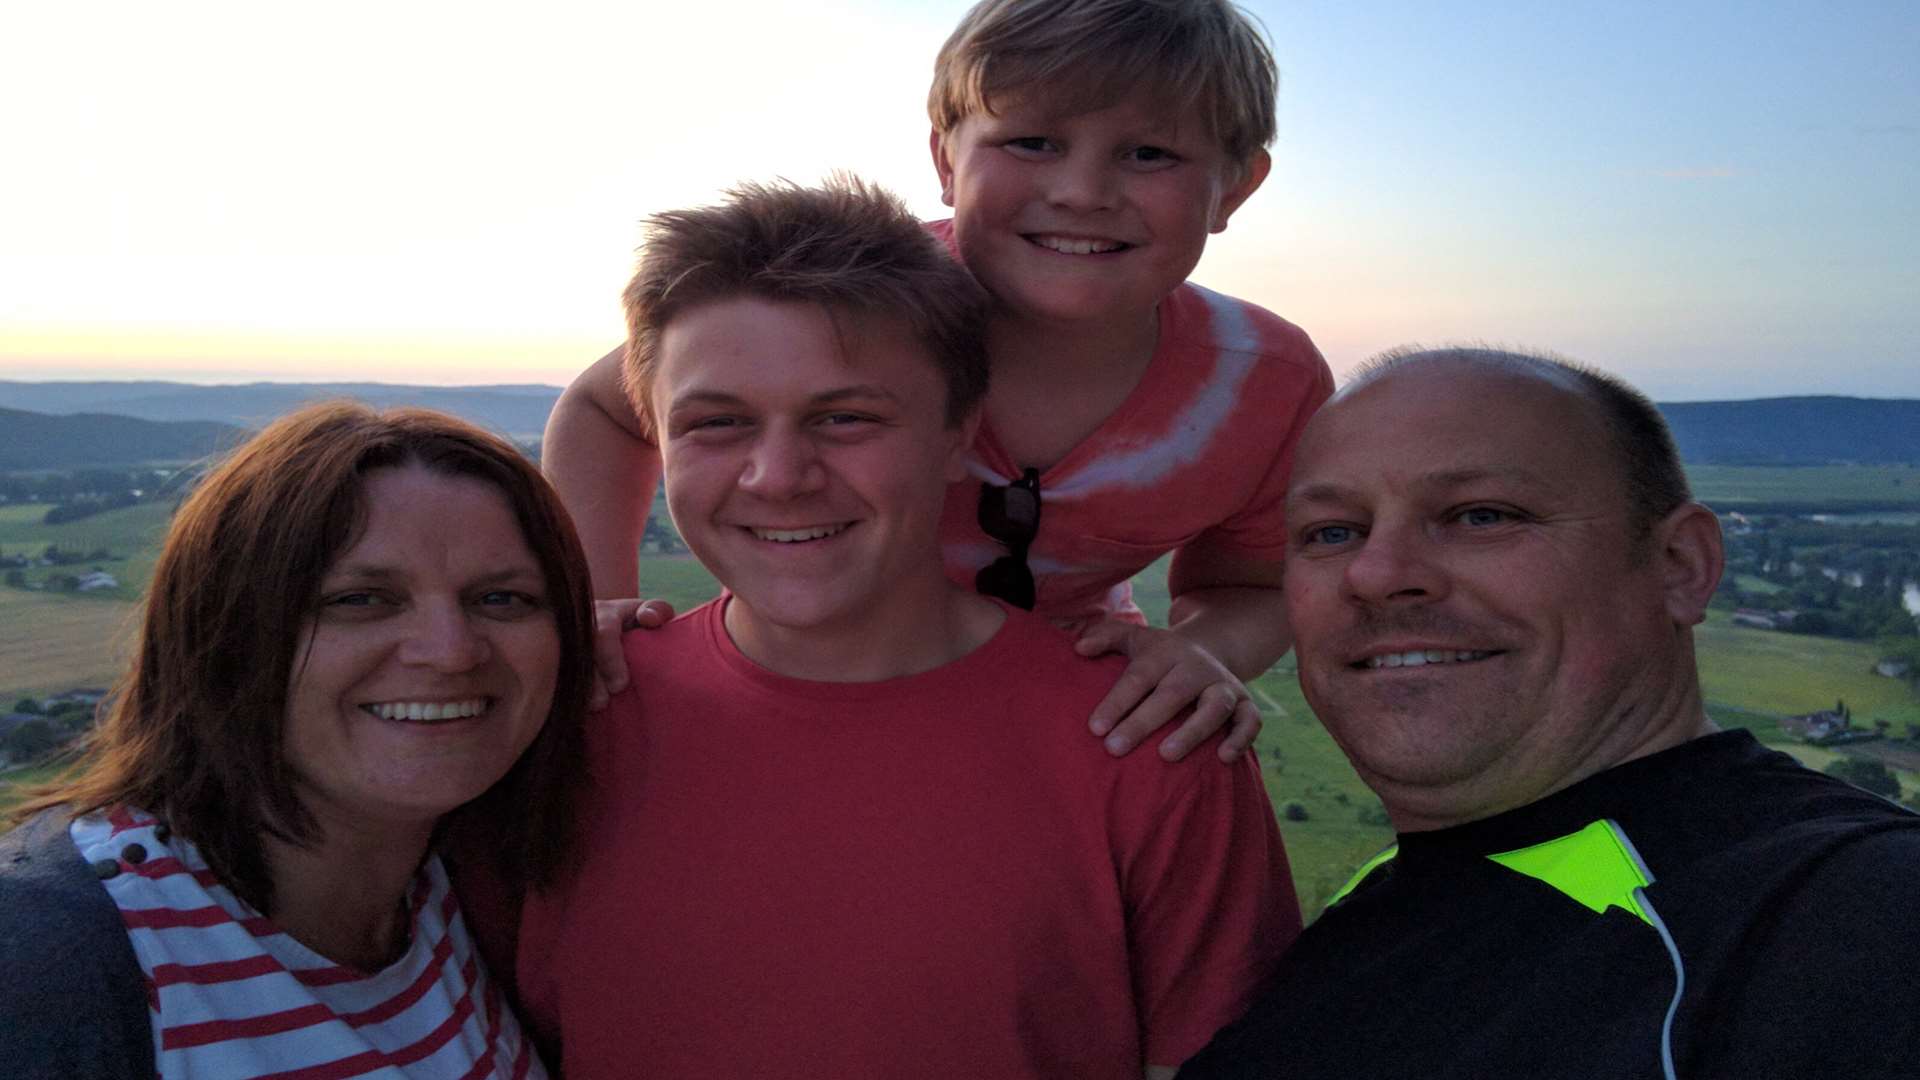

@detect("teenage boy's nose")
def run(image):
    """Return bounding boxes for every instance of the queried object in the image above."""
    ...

[737,428,826,498]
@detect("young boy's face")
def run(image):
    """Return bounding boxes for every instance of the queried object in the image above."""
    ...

[649,296,974,644]
[931,88,1268,330]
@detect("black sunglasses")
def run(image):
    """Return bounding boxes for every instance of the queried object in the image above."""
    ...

[975,467,1042,610]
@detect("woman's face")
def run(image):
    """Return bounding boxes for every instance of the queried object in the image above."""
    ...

[283,465,560,835]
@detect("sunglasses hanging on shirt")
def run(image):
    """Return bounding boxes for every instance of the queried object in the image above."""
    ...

[974,467,1042,610]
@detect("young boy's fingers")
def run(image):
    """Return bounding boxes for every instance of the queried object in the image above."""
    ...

[1073,618,1136,659]
[631,598,677,629]
[1156,682,1248,762]
[1089,656,1176,736]
[1104,679,1210,756]
[1216,695,1264,762]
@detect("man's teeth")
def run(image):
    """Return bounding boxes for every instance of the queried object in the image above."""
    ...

[1364,650,1492,669]
[751,524,847,543]
[369,700,488,721]
[1031,235,1126,255]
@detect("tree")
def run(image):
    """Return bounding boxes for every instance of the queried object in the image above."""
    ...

[13,697,44,714]
[1,719,60,762]
[1823,757,1901,800]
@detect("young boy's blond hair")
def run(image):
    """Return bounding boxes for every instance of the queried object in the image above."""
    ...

[928,0,1278,170]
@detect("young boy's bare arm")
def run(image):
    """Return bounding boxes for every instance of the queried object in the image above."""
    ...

[1076,538,1291,764]
[544,347,660,598]
[545,347,675,704]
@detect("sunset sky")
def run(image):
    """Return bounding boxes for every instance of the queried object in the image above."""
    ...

[3,0,1915,400]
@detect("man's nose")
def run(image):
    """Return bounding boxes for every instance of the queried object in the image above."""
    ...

[1342,520,1447,605]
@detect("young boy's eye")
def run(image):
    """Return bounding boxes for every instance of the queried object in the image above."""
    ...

[1124,145,1180,169]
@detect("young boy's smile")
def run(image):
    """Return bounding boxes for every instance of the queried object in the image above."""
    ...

[933,89,1268,332]
[650,296,976,673]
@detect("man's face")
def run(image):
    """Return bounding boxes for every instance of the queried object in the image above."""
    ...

[651,297,971,656]
[1282,365,1686,828]
[931,88,1266,331]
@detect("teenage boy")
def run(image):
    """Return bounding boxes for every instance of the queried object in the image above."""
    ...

[545,0,1333,763]
[509,177,1298,1079]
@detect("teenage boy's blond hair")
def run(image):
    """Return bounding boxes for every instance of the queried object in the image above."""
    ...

[928,0,1278,167]
[621,175,990,438]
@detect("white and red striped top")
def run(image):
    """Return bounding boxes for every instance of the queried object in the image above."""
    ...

[71,808,546,1080]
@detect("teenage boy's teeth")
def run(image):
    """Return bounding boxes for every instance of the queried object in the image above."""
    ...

[1031,235,1125,255]
[369,699,488,721]
[1363,650,1492,670]
[751,524,848,543]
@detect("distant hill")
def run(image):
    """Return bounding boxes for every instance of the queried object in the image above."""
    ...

[0,407,247,470]
[0,380,561,439]
[3,381,1917,467]
[1659,397,1920,465]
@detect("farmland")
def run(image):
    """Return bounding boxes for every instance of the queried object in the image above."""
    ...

[4,465,1918,918]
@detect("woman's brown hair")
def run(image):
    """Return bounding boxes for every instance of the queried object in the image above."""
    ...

[10,402,593,912]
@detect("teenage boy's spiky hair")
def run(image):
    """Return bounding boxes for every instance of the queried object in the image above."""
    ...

[621,174,990,436]
[928,0,1278,167]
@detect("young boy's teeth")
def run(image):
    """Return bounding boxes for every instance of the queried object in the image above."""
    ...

[1364,650,1491,669]
[369,699,488,722]
[1032,235,1125,255]
[752,524,847,543]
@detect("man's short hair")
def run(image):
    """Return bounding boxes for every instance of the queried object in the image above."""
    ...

[928,0,1278,168]
[1350,346,1692,535]
[622,175,990,436]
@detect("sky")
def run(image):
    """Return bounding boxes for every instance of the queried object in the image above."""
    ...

[2,0,1915,400]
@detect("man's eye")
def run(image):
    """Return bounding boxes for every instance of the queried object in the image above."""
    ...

[1458,507,1511,527]
[1303,524,1358,547]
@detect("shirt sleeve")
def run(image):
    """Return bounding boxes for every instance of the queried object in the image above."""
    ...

[1114,747,1304,1066]
[1199,334,1335,560]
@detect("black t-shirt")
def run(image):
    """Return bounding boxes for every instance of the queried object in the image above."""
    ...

[1181,731,1920,1079]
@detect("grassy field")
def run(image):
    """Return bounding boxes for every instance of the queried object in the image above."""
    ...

[6,467,1918,916]
[1687,464,1920,510]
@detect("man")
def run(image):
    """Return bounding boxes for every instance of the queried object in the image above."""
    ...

[1180,348,1920,1079]
[504,177,1298,1079]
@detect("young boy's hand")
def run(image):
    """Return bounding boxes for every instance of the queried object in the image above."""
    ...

[590,598,677,709]
[1073,620,1260,763]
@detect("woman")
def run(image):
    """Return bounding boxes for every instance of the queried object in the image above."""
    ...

[0,402,594,1079]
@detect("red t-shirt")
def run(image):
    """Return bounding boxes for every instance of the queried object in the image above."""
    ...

[514,600,1300,1077]
[928,220,1334,629]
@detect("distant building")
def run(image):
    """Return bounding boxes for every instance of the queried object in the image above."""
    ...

[75,571,118,592]
[1732,608,1780,630]
[1877,659,1914,679]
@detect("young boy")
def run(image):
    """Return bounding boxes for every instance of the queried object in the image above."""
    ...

[511,176,1298,1078]
[545,0,1333,760]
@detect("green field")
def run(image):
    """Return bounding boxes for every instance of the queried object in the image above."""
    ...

[6,467,1918,917]
[1687,464,1920,510]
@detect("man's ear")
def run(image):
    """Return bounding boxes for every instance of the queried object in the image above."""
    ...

[1654,502,1724,627]
[1210,149,1271,233]
[930,128,956,208]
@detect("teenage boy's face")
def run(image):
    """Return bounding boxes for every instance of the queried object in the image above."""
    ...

[932,88,1268,330]
[650,297,972,643]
